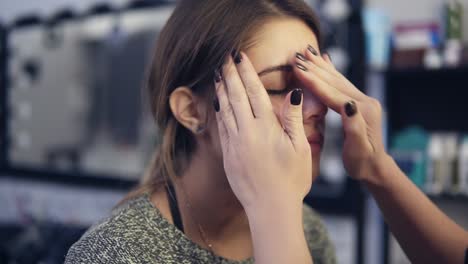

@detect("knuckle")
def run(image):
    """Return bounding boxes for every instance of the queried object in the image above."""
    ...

[244,133,256,145]
[345,119,361,134]
[224,62,236,76]
[348,122,361,134]
[298,143,311,155]
[245,83,263,97]
[226,88,244,103]
[220,105,234,119]
[229,94,245,107]
[368,98,382,111]
[284,111,302,123]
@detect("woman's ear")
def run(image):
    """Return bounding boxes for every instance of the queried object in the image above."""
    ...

[169,86,204,134]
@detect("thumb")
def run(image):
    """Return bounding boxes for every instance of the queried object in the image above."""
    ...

[281,88,307,150]
[341,101,371,151]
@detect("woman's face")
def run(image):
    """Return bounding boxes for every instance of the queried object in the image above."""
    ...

[246,17,327,180]
[207,17,327,181]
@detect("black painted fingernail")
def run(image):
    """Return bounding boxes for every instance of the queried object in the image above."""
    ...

[345,101,357,117]
[214,69,222,83]
[231,49,242,64]
[296,52,307,62]
[296,63,307,72]
[290,89,303,105]
[308,44,318,56]
[213,97,220,112]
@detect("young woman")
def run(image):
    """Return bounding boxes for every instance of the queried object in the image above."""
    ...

[214,45,468,263]
[66,0,336,263]
[66,0,468,263]
[210,6,468,264]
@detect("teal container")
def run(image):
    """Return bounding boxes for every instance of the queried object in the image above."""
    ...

[391,127,429,189]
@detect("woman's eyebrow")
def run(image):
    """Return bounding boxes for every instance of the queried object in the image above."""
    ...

[258,64,293,76]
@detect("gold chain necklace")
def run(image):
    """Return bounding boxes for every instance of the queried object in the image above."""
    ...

[176,180,216,258]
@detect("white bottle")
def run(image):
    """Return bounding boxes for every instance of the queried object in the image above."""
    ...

[458,136,468,196]
[444,134,458,194]
[427,134,443,195]
[424,48,442,69]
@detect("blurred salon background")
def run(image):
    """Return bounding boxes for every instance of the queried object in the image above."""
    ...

[0,0,467,263]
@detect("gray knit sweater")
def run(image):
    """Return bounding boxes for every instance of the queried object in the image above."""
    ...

[65,193,336,263]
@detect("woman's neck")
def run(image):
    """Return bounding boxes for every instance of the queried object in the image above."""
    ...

[174,147,254,259]
[175,148,249,240]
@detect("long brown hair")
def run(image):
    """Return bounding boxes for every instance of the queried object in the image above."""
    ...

[124,0,321,201]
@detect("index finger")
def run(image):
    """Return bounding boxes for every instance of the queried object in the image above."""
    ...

[222,54,254,130]
[293,60,352,113]
[235,51,274,119]
[304,47,368,101]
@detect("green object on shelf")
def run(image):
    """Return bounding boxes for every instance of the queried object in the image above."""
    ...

[446,0,463,40]
[463,135,468,143]
[391,126,429,188]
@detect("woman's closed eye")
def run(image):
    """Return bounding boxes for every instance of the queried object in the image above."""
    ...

[266,87,295,96]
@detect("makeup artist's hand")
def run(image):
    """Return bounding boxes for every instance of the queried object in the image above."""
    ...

[293,46,389,186]
[293,48,468,264]
[214,51,312,210]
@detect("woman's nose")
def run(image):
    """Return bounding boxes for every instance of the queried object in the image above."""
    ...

[302,88,327,121]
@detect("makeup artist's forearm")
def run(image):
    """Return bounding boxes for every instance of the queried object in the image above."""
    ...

[366,155,468,264]
[246,200,312,264]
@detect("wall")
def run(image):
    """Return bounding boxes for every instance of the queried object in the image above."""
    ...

[366,0,468,43]
[0,0,126,23]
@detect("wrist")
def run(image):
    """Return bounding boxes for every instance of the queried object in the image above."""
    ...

[245,196,311,264]
[244,194,303,226]
[246,198,305,245]
[364,152,398,190]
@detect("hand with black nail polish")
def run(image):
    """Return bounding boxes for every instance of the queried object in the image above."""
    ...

[292,43,388,186]
[291,45,468,264]
[213,51,312,214]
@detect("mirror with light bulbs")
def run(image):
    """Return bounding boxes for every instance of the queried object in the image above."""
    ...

[1,22,6,169]
[3,0,363,190]
[5,4,175,180]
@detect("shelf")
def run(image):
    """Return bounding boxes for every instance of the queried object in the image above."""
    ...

[0,167,136,190]
[305,177,366,215]
[387,66,468,74]
[384,66,468,264]
[386,67,468,134]
[427,193,468,202]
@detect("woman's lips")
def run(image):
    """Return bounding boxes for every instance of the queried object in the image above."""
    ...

[307,134,324,152]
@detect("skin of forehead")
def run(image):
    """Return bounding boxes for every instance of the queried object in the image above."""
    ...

[245,17,319,83]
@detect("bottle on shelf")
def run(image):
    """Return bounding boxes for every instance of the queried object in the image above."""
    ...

[458,136,468,195]
[426,134,444,195]
[443,0,463,67]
